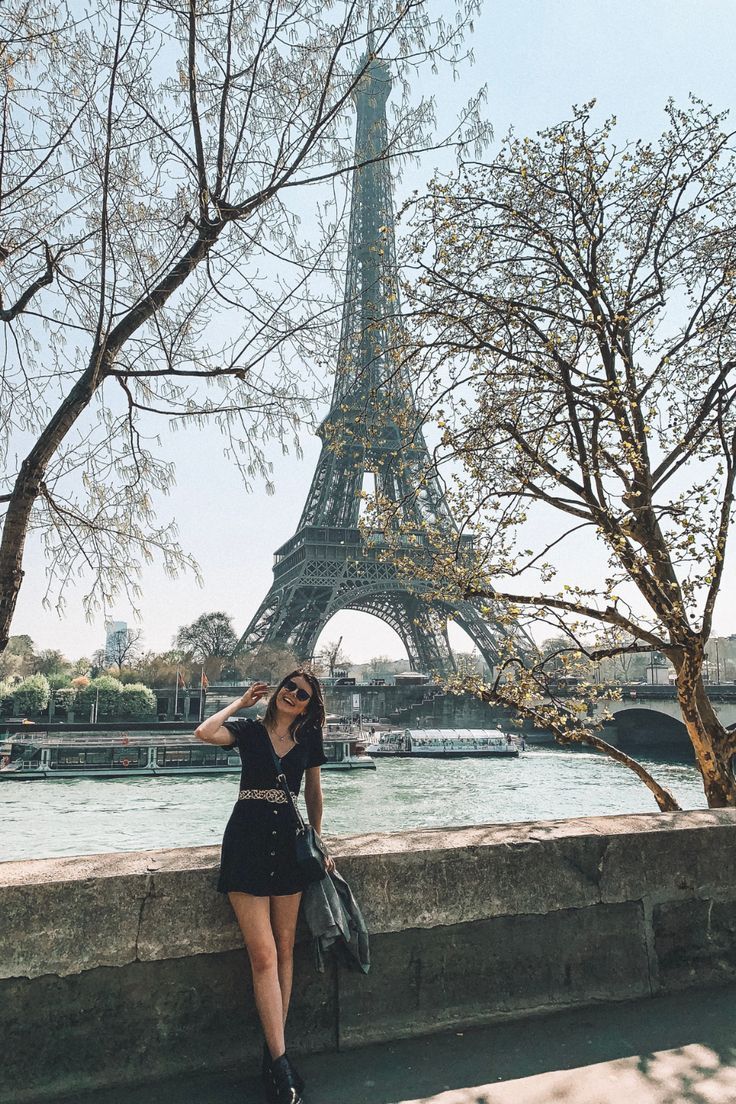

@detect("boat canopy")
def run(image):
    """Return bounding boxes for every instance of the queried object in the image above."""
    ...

[405,728,508,741]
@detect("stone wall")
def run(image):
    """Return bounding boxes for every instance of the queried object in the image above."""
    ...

[2,810,736,1102]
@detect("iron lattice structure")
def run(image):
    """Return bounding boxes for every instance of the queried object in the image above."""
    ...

[236,47,512,672]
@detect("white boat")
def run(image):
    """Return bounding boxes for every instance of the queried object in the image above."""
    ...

[0,725,375,779]
[322,721,376,770]
[365,727,520,758]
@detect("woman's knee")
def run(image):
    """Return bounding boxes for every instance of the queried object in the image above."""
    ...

[247,943,278,975]
[274,934,295,963]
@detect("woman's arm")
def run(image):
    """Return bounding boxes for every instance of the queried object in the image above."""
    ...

[304,767,335,871]
[194,681,269,745]
[303,766,323,832]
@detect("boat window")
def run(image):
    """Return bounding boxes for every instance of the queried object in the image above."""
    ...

[156,746,232,766]
[112,748,146,766]
[194,746,231,766]
[158,747,189,766]
[11,744,41,765]
[50,748,115,768]
[323,744,338,761]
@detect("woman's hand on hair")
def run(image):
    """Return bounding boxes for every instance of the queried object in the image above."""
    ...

[238,682,270,710]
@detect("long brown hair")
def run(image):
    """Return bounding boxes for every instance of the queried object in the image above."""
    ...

[262,669,325,740]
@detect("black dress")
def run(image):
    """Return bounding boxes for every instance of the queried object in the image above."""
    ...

[216,717,327,897]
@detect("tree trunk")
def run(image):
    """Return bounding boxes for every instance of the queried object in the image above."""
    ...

[0,222,228,655]
[675,651,736,808]
[0,370,100,652]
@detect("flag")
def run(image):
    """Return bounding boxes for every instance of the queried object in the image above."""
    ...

[177,671,186,689]
[200,670,209,691]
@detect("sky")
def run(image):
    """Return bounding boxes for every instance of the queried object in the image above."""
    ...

[12,0,736,665]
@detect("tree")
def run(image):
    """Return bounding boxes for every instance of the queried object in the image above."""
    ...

[232,645,301,685]
[34,649,69,676]
[5,635,34,658]
[105,627,144,675]
[0,636,35,680]
[367,654,393,677]
[398,99,736,808]
[0,0,483,653]
[453,651,485,677]
[316,638,352,677]
[90,650,108,676]
[134,649,190,688]
[175,612,238,664]
[0,651,25,682]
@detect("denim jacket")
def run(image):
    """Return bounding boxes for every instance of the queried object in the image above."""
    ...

[302,866,370,974]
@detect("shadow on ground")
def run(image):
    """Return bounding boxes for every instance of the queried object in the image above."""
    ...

[53,983,736,1104]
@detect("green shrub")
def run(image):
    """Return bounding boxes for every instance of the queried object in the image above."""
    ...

[48,673,72,692]
[75,675,123,717]
[119,683,156,718]
[0,679,15,713]
[12,674,50,716]
[53,687,77,713]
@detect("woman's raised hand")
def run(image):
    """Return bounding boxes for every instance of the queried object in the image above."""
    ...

[238,681,270,709]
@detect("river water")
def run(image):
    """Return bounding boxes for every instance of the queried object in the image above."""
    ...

[0,747,707,863]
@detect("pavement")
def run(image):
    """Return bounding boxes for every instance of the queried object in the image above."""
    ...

[54,984,736,1104]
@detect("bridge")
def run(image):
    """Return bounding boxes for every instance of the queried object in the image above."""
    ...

[588,683,736,756]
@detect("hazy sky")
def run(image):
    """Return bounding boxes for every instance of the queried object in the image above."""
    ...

[13,0,736,664]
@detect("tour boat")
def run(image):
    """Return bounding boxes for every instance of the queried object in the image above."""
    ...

[0,725,375,779]
[365,727,520,758]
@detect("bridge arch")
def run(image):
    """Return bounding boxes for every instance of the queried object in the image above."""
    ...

[606,706,691,758]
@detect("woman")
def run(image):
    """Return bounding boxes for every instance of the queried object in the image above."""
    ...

[195,669,333,1104]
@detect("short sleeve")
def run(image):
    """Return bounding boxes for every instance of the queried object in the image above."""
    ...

[305,724,327,768]
[222,717,253,748]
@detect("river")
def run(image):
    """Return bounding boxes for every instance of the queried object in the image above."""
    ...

[0,746,707,863]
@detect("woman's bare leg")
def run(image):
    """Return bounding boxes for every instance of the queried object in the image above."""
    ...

[228,892,285,1059]
[270,892,302,1027]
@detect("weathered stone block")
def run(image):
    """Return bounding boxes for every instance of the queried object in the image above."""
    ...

[336,902,651,1046]
[335,829,608,932]
[0,875,145,979]
[600,811,736,903]
[653,896,736,990]
[0,943,335,1104]
[135,867,242,961]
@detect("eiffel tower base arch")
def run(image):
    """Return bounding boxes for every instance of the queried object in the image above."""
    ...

[235,537,509,676]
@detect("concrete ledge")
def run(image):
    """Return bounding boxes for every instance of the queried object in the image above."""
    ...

[1,810,735,1102]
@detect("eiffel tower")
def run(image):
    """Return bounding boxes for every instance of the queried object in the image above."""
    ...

[235,39,510,673]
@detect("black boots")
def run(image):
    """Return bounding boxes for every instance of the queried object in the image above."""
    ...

[271,1054,303,1103]
[262,1044,304,1104]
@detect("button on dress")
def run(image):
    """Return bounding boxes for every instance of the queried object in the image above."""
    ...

[217,718,327,897]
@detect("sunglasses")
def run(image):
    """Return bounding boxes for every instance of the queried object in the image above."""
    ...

[282,678,312,702]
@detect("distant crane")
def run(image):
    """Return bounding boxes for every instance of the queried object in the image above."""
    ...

[326,636,344,679]
[315,636,348,679]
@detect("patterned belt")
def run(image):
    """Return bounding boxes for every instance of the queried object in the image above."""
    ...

[238,788,296,804]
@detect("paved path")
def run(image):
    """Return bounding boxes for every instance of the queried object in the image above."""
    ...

[54,984,736,1104]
